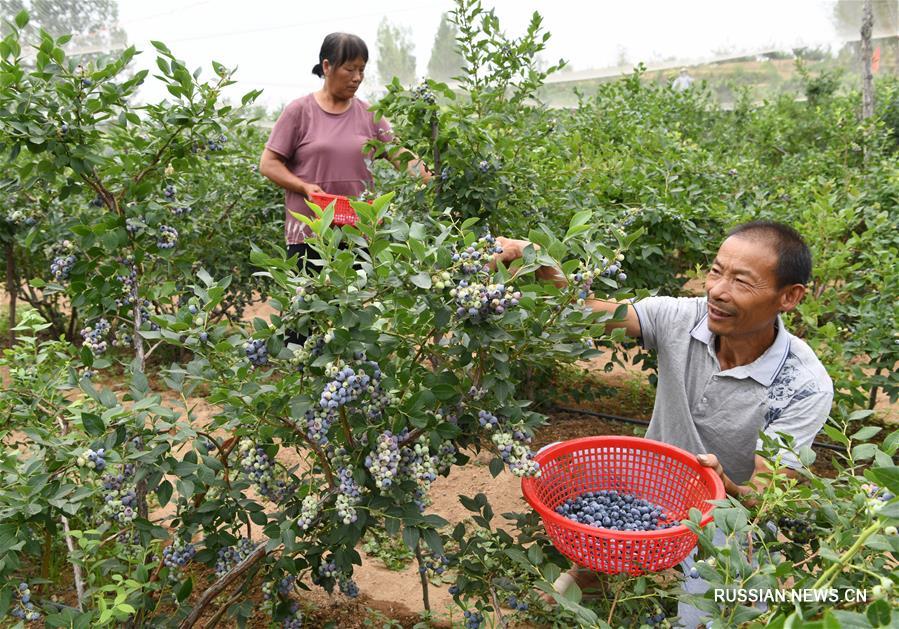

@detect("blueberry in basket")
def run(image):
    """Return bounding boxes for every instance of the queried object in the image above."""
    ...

[555,489,678,532]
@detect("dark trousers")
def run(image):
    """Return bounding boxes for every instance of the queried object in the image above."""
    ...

[285,243,315,346]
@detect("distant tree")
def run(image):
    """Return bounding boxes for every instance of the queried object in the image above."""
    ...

[427,12,463,82]
[832,0,898,39]
[1,0,126,58]
[375,17,416,87]
[861,0,875,120]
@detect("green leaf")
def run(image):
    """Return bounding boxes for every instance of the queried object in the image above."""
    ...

[799,446,816,467]
[15,10,29,28]
[81,413,105,437]
[866,467,899,495]
[882,429,899,455]
[422,528,444,555]
[156,480,173,508]
[402,526,420,551]
[851,443,877,460]
[851,426,882,441]
[410,272,432,289]
[175,577,193,602]
[866,599,891,627]
[488,457,504,477]
[831,610,877,628]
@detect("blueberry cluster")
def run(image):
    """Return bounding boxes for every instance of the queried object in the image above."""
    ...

[81,318,110,355]
[463,609,484,628]
[125,217,144,234]
[100,467,138,525]
[171,205,191,217]
[397,436,450,512]
[112,325,133,348]
[399,437,439,486]
[505,594,529,612]
[339,576,360,598]
[6,209,36,227]
[10,582,41,623]
[263,575,295,600]
[478,160,490,173]
[206,134,227,151]
[288,335,324,371]
[366,430,401,489]
[302,407,334,446]
[244,339,269,366]
[296,495,320,530]
[282,601,303,628]
[164,184,176,199]
[137,299,161,332]
[643,610,667,625]
[77,448,106,471]
[113,256,138,309]
[450,236,503,275]
[318,364,373,410]
[163,540,197,569]
[448,584,460,596]
[215,538,256,576]
[309,361,390,438]
[418,553,449,577]
[335,466,361,524]
[157,224,178,250]
[862,483,896,515]
[318,559,338,580]
[777,515,814,543]
[237,439,290,502]
[50,254,76,281]
[555,490,674,531]
[477,410,499,430]
[450,280,521,322]
[412,83,437,104]
[492,430,540,477]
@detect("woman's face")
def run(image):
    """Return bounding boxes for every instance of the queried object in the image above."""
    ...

[324,57,366,100]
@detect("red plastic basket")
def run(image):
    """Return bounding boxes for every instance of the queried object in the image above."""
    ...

[308,192,368,227]
[521,436,724,575]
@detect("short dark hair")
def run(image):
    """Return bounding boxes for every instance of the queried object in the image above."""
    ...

[312,33,368,77]
[727,220,812,287]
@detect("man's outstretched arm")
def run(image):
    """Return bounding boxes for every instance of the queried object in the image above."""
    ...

[496,236,643,337]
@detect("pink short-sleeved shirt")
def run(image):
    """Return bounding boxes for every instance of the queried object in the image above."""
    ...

[266,94,393,244]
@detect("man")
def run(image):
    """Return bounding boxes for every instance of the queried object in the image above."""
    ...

[498,221,833,625]
[672,67,695,92]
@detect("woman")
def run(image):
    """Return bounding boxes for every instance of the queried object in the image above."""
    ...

[259,32,430,263]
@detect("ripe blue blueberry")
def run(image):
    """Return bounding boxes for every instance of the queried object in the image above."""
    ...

[555,490,674,532]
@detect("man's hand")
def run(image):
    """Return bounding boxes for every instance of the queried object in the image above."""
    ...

[494,236,531,266]
[697,453,750,499]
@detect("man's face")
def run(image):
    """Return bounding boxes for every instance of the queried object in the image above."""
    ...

[704,236,790,339]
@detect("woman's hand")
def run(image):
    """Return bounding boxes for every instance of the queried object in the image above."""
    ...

[301,182,325,197]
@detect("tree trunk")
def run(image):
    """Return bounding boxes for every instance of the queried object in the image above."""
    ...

[5,241,16,346]
[861,0,875,120]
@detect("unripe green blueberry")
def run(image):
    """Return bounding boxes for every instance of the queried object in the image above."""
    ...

[871,585,884,599]
[881,577,894,592]
[885,525,897,536]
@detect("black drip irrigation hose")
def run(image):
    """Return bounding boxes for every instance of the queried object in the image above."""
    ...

[550,405,849,454]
